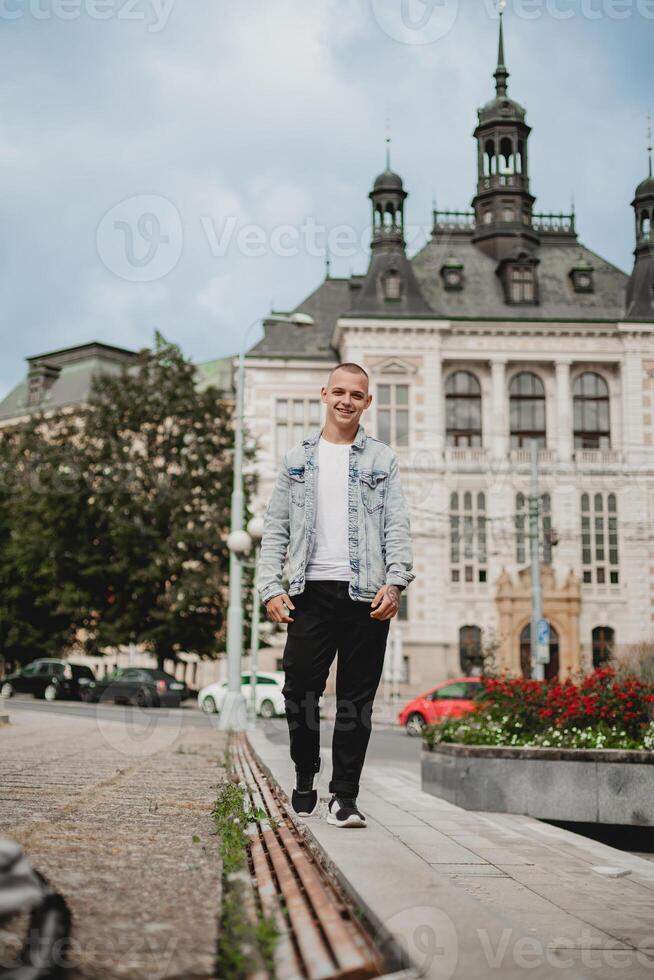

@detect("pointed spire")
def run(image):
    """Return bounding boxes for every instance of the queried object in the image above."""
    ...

[494,0,509,97]
[325,247,331,280]
[384,113,392,171]
[647,111,652,178]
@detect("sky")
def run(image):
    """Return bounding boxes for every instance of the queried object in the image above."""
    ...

[0,0,652,400]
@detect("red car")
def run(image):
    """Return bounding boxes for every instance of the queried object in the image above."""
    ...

[398,677,486,736]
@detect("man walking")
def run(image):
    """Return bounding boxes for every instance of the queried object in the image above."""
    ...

[257,363,414,828]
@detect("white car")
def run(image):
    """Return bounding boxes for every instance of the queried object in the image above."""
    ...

[198,671,285,719]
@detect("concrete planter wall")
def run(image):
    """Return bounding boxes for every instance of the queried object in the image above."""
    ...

[422,743,654,826]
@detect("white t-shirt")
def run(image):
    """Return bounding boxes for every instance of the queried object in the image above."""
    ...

[305,436,351,581]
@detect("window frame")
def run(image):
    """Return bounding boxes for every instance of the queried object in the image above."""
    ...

[375,381,410,448]
[445,370,482,447]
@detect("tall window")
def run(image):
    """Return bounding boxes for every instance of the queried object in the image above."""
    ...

[459,625,482,674]
[397,591,408,622]
[515,492,552,565]
[377,383,409,447]
[510,372,546,448]
[592,626,615,668]
[581,492,619,585]
[450,491,487,584]
[573,372,610,449]
[445,371,482,447]
[275,399,321,458]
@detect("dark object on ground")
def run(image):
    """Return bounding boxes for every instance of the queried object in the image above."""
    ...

[0,837,72,979]
[0,660,95,703]
[79,666,187,707]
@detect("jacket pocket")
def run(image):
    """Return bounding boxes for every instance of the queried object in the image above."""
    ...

[359,468,388,514]
[287,466,306,508]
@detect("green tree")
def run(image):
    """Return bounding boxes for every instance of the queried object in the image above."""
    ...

[80,332,238,667]
[0,414,91,670]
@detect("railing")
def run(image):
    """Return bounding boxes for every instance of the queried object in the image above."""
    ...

[444,447,489,465]
[532,211,576,234]
[509,448,557,465]
[574,449,623,466]
[432,209,475,233]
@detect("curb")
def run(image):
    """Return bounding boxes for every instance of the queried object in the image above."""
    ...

[244,733,421,979]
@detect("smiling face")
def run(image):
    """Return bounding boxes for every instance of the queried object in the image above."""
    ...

[321,365,372,435]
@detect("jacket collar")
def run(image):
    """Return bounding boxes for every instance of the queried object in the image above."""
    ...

[302,423,367,450]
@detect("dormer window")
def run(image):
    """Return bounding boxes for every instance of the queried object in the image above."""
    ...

[497,252,539,305]
[440,256,464,291]
[27,361,61,406]
[569,259,595,293]
[510,265,535,302]
[382,268,402,301]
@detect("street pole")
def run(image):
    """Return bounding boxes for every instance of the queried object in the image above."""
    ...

[219,347,249,732]
[249,547,261,725]
[529,440,545,681]
[219,314,314,732]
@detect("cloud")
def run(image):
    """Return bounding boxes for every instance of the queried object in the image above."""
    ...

[0,2,651,400]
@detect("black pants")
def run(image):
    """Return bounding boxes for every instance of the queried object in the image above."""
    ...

[281,580,391,799]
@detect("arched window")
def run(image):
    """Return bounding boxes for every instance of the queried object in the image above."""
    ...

[573,372,610,449]
[592,626,615,668]
[459,625,482,674]
[509,372,546,449]
[499,137,514,174]
[445,371,482,447]
[484,139,495,176]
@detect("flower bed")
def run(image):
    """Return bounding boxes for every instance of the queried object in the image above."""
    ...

[420,668,654,824]
[422,666,654,751]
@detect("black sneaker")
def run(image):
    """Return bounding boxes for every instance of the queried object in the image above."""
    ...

[326,794,366,828]
[291,754,323,818]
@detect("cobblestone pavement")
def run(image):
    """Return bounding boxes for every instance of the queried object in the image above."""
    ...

[0,706,228,979]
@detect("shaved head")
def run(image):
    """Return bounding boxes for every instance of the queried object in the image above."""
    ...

[327,362,369,389]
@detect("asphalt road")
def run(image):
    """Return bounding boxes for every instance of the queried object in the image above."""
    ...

[1,695,421,771]
[4,697,650,860]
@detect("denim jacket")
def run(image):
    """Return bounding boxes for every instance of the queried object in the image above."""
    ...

[257,423,415,604]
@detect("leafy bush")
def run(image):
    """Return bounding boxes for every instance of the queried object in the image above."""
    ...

[423,666,654,750]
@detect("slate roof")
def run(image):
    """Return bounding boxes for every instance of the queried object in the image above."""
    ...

[0,343,235,423]
[411,236,629,321]
[246,276,358,361]
[243,232,631,362]
[0,343,138,421]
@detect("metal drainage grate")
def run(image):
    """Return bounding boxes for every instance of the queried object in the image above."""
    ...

[231,732,390,980]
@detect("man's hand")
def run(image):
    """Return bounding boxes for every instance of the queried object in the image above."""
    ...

[370,584,401,621]
[265,593,295,624]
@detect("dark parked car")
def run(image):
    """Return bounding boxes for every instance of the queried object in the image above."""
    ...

[0,659,96,702]
[79,667,187,707]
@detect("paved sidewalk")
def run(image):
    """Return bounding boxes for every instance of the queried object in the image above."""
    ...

[249,726,654,980]
[0,706,227,979]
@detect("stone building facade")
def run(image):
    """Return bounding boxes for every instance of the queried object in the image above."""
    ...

[244,16,654,694]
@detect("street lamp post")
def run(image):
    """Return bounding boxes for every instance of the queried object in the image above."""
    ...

[246,515,264,726]
[218,312,314,732]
